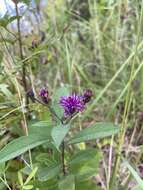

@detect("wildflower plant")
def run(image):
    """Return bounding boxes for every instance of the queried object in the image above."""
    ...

[0,85,119,189]
[0,1,122,190]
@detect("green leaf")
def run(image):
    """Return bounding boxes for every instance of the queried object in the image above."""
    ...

[0,163,5,175]
[28,121,52,135]
[69,149,99,165]
[24,167,38,185]
[34,178,58,190]
[0,134,50,164]
[69,149,101,181]
[0,163,5,177]
[51,125,70,148]
[0,84,13,98]
[124,160,143,189]
[30,121,52,128]
[35,153,58,166]
[38,164,60,181]
[18,171,24,186]
[68,122,119,144]
[58,175,75,190]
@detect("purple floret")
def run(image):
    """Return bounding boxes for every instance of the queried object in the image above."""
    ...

[60,94,85,117]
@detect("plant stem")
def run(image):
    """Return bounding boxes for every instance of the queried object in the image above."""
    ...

[15,2,34,171]
[15,2,29,105]
[61,140,66,176]
[34,97,66,174]
[34,97,66,175]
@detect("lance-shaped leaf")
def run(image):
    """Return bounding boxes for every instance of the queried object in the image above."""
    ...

[68,122,119,144]
[0,134,50,164]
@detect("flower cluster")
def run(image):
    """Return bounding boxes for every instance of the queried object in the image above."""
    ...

[27,88,92,119]
[60,90,92,118]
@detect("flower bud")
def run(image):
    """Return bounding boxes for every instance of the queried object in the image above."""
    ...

[27,89,35,102]
[82,89,93,104]
[39,88,49,104]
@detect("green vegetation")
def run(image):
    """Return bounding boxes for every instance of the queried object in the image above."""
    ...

[0,0,143,189]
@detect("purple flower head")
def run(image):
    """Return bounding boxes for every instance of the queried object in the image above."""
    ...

[82,89,93,104]
[60,94,85,117]
[39,88,49,104]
